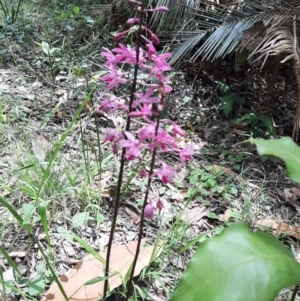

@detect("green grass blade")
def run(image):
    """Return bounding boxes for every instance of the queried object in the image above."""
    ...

[0,196,32,234]
[0,246,21,276]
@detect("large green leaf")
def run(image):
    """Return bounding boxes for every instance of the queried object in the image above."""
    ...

[171,223,300,301]
[249,137,300,183]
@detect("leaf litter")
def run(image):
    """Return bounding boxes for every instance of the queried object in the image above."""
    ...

[0,15,300,301]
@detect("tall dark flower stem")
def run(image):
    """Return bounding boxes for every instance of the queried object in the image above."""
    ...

[125,87,165,300]
[102,4,145,299]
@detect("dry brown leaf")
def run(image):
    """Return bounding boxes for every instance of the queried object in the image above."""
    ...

[181,206,208,225]
[85,101,93,111]
[212,165,236,176]
[41,240,159,301]
[56,110,63,119]
[125,207,140,224]
[31,134,52,162]
[171,189,188,201]
[290,187,300,202]
[257,219,279,229]
[257,219,300,239]
[174,136,191,148]
[219,208,232,221]
[239,21,266,51]
[178,189,188,200]
[275,222,300,239]
[185,123,194,131]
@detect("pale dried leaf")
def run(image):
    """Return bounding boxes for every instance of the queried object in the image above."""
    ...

[31,134,52,162]
[290,187,300,202]
[41,240,160,301]
[125,207,140,224]
[181,206,208,225]
[275,222,300,239]
[257,219,300,239]
[219,208,232,221]
[257,219,279,229]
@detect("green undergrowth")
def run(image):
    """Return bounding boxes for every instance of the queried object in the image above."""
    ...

[0,2,299,301]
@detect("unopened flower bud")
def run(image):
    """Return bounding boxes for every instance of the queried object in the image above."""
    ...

[127,18,139,25]
[139,169,149,178]
[156,199,164,213]
[144,203,154,220]
[156,6,168,12]
[151,33,160,45]
[114,30,130,41]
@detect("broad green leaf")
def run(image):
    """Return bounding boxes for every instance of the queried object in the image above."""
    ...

[28,277,45,296]
[258,116,275,135]
[171,223,300,301]
[235,112,256,124]
[73,6,80,14]
[249,137,300,183]
[215,81,231,95]
[72,212,89,227]
[49,47,60,55]
[82,15,94,24]
[41,41,50,55]
[220,95,234,117]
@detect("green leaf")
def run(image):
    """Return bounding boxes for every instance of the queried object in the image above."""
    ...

[220,95,234,117]
[249,137,300,183]
[73,6,80,14]
[82,15,94,24]
[258,115,275,135]
[235,112,256,124]
[180,231,212,253]
[41,41,50,56]
[28,277,45,296]
[49,47,60,55]
[207,212,217,219]
[1,113,7,123]
[171,223,300,301]
[72,212,89,227]
[215,81,231,95]
[183,96,192,103]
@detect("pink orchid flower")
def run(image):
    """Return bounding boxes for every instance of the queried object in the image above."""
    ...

[120,132,142,161]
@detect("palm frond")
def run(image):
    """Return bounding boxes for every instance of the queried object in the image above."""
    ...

[148,0,300,65]
[170,33,206,64]
[248,16,294,65]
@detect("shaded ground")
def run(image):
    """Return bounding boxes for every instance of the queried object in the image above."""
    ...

[1,5,300,301]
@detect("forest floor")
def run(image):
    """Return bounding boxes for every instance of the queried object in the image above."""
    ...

[1,3,300,301]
